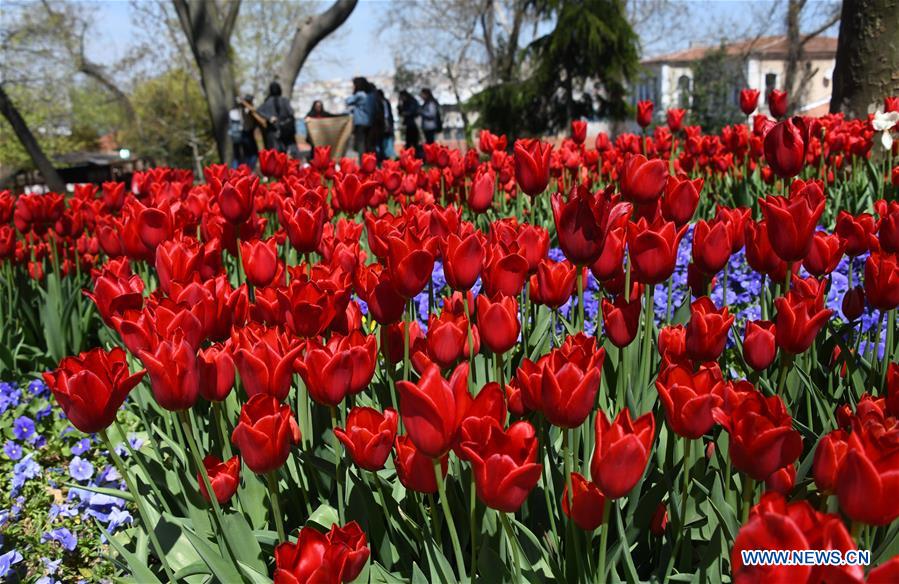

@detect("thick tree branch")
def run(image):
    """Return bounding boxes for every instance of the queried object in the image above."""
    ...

[0,84,66,193]
[278,0,358,99]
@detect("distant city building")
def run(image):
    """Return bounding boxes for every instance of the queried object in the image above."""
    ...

[634,35,838,118]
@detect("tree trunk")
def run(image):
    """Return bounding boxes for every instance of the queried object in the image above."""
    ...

[783,0,803,114]
[830,0,899,116]
[0,85,66,193]
[278,0,358,100]
[173,0,239,165]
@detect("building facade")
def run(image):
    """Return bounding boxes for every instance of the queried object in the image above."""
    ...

[634,36,837,119]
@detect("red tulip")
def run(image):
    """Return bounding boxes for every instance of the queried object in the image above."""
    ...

[658,324,687,366]
[274,522,370,584]
[666,108,686,132]
[764,463,795,495]
[259,149,288,177]
[758,180,825,262]
[684,297,734,362]
[354,264,406,325]
[280,276,349,338]
[742,320,777,371]
[732,493,863,584]
[864,251,899,310]
[661,175,702,227]
[334,407,398,471]
[442,232,484,291]
[459,418,542,512]
[835,415,899,525]
[394,435,447,494]
[197,343,235,402]
[218,175,257,224]
[691,219,732,275]
[514,139,552,196]
[869,558,899,584]
[590,409,655,499]
[386,232,436,299]
[551,186,605,265]
[396,363,467,458]
[627,218,687,285]
[481,242,529,297]
[231,325,305,401]
[561,472,607,531]
[601,294,642,348]
[767,89,788,118]
[636,100,654,128]
[802,232,846,276]
[138,330,200,411]
[841,286,866,321]
[468,167,495,213]
[198,455,240,504]
[621,154,668,205]
[296,331,377,406]
[875,199,899,253]
[835,211,877,257]
[763,117,806,179]
[84,266,145,326]
[530,259,577,309]
[739,89,759,115]
[655,362,725,439]
[713,390,802,481]
[541,334,606,428]
[476,293,520,354]
[424,306,474,369]
[334,174,377,215]
[279,195,325,254]
[650,503,668,535]
[571,120,587,144]
[240,237,280,288]
[43,347,145,434]
[744,220,789,281]
[812,429,848,493]
[773,291,832,355]
[231,394,301,474]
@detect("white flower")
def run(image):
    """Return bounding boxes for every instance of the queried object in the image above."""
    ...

[873,110,899,150]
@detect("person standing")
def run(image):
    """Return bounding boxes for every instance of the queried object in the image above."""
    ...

[377,89,396,160]
[398,90,421,156]
[346,77,372,158]
[229,95,261,169]
[419,88,441,145]
[257,81,297,157]
[304,100,334,149]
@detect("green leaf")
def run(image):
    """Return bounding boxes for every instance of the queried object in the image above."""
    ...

[307,503,339,530]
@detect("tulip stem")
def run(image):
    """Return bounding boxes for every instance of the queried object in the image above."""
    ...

[403,301,412,381]
[463,297,476,393]
[469,475,478,579]
[434,459,468,582]
[100,429,177,584]
[665,276,674,322]
[499,511,522,583]
[178,411,243,576]
[266,471,286,542]
[640,284,655,409]
[784,261,792,293]
[495,350,506,391]
[563,430,575,510]
[596,497,612,584]
[577,268,585,332]
[211,401,232,459]
[882,309,895,391]
[330,406,346,524]
[741,477,756,524]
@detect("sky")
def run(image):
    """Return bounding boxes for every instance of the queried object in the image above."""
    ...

[80,0,842,84]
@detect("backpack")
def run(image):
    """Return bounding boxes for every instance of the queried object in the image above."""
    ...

[274,98,296,144]
[433,103,443,133]
[228,109,244,141]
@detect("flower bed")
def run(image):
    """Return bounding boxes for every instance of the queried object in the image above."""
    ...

[1,97,899,583]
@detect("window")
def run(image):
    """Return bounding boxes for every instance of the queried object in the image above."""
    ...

[677,75,691,108]
[765,73,777,99]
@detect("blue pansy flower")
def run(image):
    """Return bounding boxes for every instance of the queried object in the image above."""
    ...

[70,438,91,456]
[41,527,78,552]
[69,456,94,482]
[0,549,23,578]
[12,416,35,441]
[3,441,22,461]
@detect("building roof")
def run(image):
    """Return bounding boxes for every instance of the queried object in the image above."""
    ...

[643,35,837,64]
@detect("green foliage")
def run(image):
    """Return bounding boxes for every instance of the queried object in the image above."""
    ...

[689,47,745,134]
[473,0,640,138]
[124,68,216,169]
